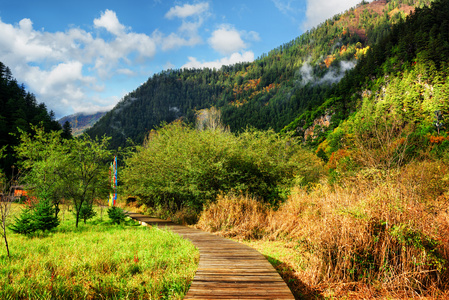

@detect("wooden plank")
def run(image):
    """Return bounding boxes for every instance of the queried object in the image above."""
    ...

[126,212,295,300]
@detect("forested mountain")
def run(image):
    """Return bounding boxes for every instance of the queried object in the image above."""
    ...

[0,63,62,177]
[87,0,433,149]
[58,112,106,137]
[284,0,449,158]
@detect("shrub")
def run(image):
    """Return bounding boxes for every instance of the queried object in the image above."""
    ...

[123,122,324,214]
[196,193,269,239]
[9,207,35,235]
[10,199,59,235]
[197,160,449,297]
[77,202,97,224]
[107,207,127,224]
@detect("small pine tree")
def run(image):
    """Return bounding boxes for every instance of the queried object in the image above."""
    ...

[78,202,97,224]
[10,199,59,235]
[9,207,35,235]
[107,207,127,224]
[33,199,59,232]
[61,120,73,139]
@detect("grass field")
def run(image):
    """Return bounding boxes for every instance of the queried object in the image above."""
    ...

[0,204,199,300]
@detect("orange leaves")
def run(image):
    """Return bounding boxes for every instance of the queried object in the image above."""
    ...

[244,78,261,91]
[327,148,350,170]
[230,99,247,107]
[232,77,279,104]
[429,135,449,144]
[262,82,279,93]
[233,78,261,97]
[324,55,335,68]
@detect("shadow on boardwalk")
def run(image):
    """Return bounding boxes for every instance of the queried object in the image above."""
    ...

[265,255,324,300]
[126,212,296,300]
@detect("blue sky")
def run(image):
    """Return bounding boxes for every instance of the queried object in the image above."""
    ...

[0,0,366,118]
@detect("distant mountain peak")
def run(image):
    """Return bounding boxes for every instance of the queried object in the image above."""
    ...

[58,111,107,136]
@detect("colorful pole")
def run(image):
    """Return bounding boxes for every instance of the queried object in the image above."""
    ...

[109,156,117,206]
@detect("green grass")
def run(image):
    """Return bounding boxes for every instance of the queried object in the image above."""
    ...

[0,204,199,299]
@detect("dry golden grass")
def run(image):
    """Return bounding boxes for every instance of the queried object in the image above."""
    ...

[196,193,270,239]
[196,160,449,299]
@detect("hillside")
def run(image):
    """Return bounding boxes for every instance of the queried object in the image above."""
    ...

[58,112,106,137]
[86,0,432,149]
[0,63,62,176]
[283,0,449,157]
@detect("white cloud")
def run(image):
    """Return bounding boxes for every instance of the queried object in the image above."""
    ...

[244,31,261,42]
[272,0,302,15]
[94,9,127,36]
[208,25,247,55]
[182,51,255,69]
[299,60,356,85]
[165,2,209,19]
[117,68,136,76]
[161,32,202,50]
[158,2,211,50]
[304,0,373,29]
[0,11,157,117]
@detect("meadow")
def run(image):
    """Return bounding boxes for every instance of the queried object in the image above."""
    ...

[0,204,199,300]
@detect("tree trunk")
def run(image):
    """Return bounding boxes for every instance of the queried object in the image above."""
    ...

[75,208,80,228]
[2,225,10,258]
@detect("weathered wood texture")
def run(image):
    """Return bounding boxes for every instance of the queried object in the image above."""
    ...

[126,212,294,300]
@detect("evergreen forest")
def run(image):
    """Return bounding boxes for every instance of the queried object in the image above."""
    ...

[0,63,63,177]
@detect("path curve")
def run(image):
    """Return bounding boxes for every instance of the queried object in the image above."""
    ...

[126,212,295,300]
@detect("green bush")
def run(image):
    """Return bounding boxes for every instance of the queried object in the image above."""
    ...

[107,207,127,224]
[10,199,60,235]
[9,207,36,235]
[77,202,97,224]
[123,122,324,213]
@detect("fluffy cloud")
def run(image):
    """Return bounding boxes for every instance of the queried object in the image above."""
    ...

[208,25,247,55]
[0,11,157,117]
[158,2,211,50]
[304,0,373,29]
[94,9,127,36]
[182,51,255,69]
[161,32,202,50]
[165,2,209,19]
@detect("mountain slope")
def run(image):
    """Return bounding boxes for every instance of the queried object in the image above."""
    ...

[320,0,449,165]
[58,112,106,137]
[86,0,433,149]
[283,0,449,154]
[0,62,62,175]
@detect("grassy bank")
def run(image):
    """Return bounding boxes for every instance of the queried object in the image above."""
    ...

[196,160,449,299]
[0,205,199,299]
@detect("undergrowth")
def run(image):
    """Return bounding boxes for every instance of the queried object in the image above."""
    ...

[196,160,449,298]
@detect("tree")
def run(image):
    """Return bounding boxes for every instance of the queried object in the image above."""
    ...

[55,135,111,227]
[32,197,60,231]
[9,206,35,235]
[77,202,97,224]
[61,121,73,140]
[10,198,60,235]
[0,153,12,257]
[16,126,112,228]
[15,126,67,218]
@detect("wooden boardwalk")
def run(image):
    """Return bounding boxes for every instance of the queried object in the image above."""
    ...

[126,212,295,300]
